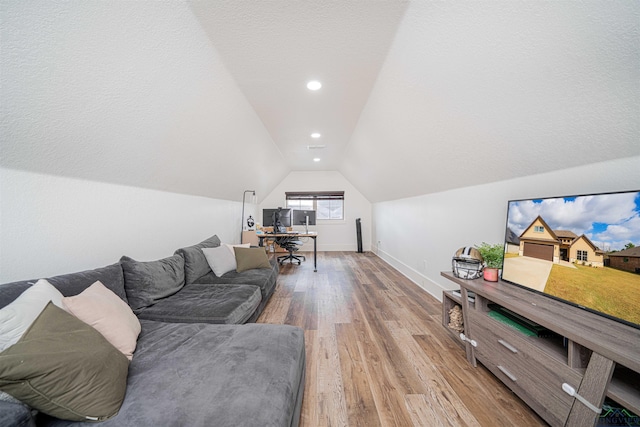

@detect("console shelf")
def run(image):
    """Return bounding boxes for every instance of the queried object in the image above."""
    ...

[441,271,640,427]
[608,366,640,415]
[441,290,465,345]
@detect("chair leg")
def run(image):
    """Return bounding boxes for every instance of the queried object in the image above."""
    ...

[278,252,304,265]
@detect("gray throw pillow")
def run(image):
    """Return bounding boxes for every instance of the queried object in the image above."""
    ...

[174,235,221,284]
[234,247,272,273]
[120,254,185,310]
[0,302,129,422]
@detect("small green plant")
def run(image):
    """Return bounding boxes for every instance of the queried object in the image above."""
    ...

[475,242,504,269]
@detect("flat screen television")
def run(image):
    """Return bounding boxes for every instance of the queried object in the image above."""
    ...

[501,189,640,330]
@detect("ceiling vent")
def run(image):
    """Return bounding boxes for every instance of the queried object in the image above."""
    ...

[307,145,326,150]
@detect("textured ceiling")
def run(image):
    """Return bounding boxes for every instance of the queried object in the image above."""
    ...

[1,1,290,202]
[2,1,639,204]
[342,1,640,201]
[190,1,640,202]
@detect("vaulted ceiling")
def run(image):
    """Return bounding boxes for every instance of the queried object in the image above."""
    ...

[189,0,409,172]
[189,0,640,202]
[2,1,639,204]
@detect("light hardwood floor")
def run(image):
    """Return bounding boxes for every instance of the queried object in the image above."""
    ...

[257,251,547,427]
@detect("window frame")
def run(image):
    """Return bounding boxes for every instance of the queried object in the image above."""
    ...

[285,191,345,221]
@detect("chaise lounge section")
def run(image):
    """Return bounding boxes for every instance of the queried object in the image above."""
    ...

[120,235,277,325]
[175,234,280,322]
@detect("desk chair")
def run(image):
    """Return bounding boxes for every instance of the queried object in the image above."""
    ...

[276,236,306,265]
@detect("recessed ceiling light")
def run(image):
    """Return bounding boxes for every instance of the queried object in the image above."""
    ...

[311,133,321,138]
[313,158,321,162]
[307,80,322,91]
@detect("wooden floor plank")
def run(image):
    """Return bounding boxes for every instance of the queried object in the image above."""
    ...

[284,291,306,327]
[335,323,382,427]
[405,394,448,427]
[301,330,318,427]
[317,328,349,427]
[386,321,481,426]
[349,296,416,426]
[258,252,546,427]
[258,296,291,324]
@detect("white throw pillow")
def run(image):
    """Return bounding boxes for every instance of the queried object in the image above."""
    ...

[63,281,141,360]
[202,246,237,277]
[224,243,250,254]
[0,279,65,351]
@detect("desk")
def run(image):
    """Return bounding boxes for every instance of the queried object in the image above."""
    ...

[257,232,318,272]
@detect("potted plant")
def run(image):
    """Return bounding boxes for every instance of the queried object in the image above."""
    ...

[475,242,504,282]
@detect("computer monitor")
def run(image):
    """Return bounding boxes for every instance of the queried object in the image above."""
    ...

[262,209,277,227]
[263,208,292,232]
[292,210,316,226]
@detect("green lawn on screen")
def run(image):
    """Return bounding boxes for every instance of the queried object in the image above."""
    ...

[544,264,640,325]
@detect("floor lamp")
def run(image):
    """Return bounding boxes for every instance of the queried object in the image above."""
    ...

[241,190,256,243]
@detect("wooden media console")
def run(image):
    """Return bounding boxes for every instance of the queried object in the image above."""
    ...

[441,271,640,427]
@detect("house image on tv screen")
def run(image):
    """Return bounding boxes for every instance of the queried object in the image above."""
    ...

[517,215,604,267]
[608,246,640,274]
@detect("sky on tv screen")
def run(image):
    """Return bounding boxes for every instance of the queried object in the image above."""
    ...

[507,191,640,252]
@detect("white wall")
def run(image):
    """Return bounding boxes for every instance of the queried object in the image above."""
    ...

[372,156,640,300]
[0,0,269,283]
[0,168,256,283]
[259,171,371,252]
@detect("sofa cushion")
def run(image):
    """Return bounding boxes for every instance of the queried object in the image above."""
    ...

[0,263,127,310]
[174,234,221,285]
[135,284,261,325]
[202,246,237,277]
[0,279,65,352]
[234,247,272,273]
[194,258,278,300]
[120,255,185,311]
[40,320,306,427]
[0,303,129,422]
[63,281,141,360]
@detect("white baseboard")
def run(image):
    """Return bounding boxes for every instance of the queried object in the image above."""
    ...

[373,247,447,302]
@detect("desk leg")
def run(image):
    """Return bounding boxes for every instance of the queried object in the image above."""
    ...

[259,236,270,256]
[313,236,317,272]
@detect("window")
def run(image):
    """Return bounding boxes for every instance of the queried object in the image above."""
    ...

[577,250,588,261]
[285,191,344,220]
[285,199,313,211]
[534,226,544,233]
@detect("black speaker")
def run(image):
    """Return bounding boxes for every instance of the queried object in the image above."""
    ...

[355,218,363,253]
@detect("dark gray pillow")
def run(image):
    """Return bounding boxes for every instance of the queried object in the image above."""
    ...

[120,255,185,310]
[0,302,129,422]
[174,235,221,285]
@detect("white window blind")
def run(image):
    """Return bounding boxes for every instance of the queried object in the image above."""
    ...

[285,191,344,220]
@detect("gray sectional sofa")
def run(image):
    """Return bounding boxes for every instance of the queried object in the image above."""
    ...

[0,235,305,427]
